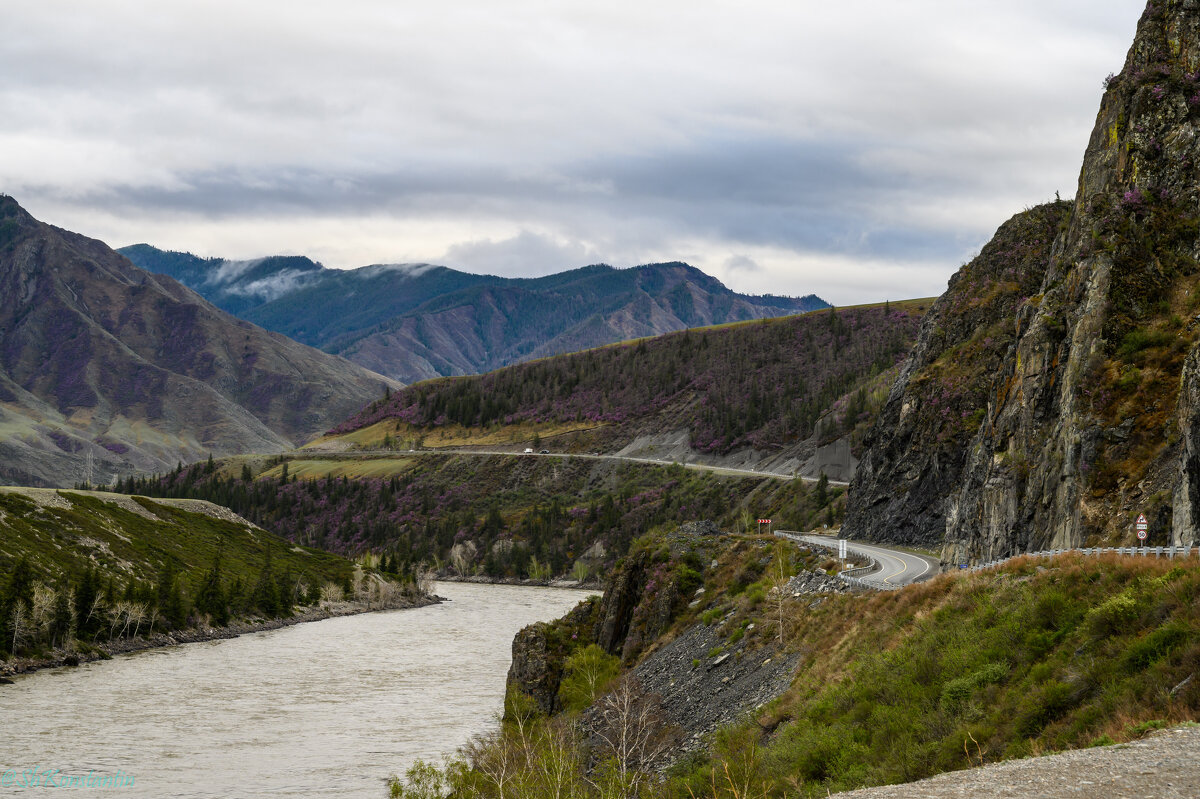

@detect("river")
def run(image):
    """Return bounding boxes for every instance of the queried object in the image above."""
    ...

[0,582,595,797]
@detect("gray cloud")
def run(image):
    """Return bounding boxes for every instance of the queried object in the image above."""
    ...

[441,231,605,278]
[724,255,760,274]
[0,0,1147,304]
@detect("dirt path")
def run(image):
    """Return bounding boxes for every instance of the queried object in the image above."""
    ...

[833,726,1200,798]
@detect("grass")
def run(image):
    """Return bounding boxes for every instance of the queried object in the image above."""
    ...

[0,487,354,591]
[311,418,608,451]
[259,457,422,480]
[669,552,1200,798]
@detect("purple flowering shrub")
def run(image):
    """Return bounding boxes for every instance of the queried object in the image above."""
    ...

[333,307,922,455]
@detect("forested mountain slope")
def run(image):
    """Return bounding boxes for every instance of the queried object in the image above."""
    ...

[121,244,828,384]
[323,302,928,480]
[117,451,846,578]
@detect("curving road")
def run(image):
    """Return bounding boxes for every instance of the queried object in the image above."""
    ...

[296,447,850,485]
[776,531,940,588]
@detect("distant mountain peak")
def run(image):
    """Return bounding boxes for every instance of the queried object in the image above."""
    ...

[1,201,394,487]
[121,243,829,383]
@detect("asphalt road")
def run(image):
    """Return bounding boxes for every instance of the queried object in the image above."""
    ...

[296,447,851,485]
[777,531,941,588]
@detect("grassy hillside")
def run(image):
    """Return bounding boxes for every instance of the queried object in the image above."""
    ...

[672,553,1200,796]
[394,542,1200,799]
[328,302,928,460]
[0,488,353,588]
[116,454,846,579]
[0,487,411,662]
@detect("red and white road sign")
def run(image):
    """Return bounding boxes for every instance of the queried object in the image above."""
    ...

[757,519,771,524]
[1138,529,1148,541]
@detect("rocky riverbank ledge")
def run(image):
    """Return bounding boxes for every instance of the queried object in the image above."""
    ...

[0,593,440,681]
[437,574,604,591]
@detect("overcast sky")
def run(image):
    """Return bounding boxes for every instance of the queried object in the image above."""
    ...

[2,1,1146,304]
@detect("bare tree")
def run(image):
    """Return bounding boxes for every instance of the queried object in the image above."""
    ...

[320,581,345,605]
[591,676,674,798]
[450,541,478,577]
[84,592,103,631]
[531,720,584,799]
[31,583,55,645]
[774,541,788,646]
[462,729,522,799]
[127,602,147,638]
[9,603,30,653]
[416,567,436,596]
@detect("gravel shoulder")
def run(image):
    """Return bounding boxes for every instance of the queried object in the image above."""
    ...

[832,725,1200,799]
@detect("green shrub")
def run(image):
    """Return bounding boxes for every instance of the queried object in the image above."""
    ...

[1087,592,1140,637]
[1016,680,1076,738]
[676,566,703,597]
[744,584,766,606]
[1123,623,1189,671]
[1117,328,1173,361]
[557,644,620,713]
[1127,719,1168,738]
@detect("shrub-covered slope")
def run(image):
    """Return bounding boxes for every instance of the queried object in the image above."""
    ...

[669,553,1200,797]
[326,303,927,478]
[396,536,1200,799]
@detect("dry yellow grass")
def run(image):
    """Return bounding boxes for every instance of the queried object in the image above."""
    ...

[312,418,608,450]
[259,457,422,480]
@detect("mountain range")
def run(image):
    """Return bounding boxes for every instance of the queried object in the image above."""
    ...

[0,196,394,488]
[119,245,828,384]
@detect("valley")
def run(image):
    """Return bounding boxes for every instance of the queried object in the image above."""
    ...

[5,2,1200,798]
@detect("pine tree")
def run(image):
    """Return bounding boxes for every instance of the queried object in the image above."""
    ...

[195,548,229,626]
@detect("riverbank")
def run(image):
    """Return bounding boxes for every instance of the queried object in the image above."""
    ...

[437,574,604,591]
[0,592,440,681]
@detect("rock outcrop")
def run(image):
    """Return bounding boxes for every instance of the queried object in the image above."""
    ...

[849,1,1200,561]
[845,203,1069,549]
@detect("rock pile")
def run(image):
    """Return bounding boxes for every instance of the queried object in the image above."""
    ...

[783,570,856,596]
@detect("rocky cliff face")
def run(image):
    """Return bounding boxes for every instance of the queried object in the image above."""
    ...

[0,197,395,486]
[849,1,1200,560]
[844,203,1069,548]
